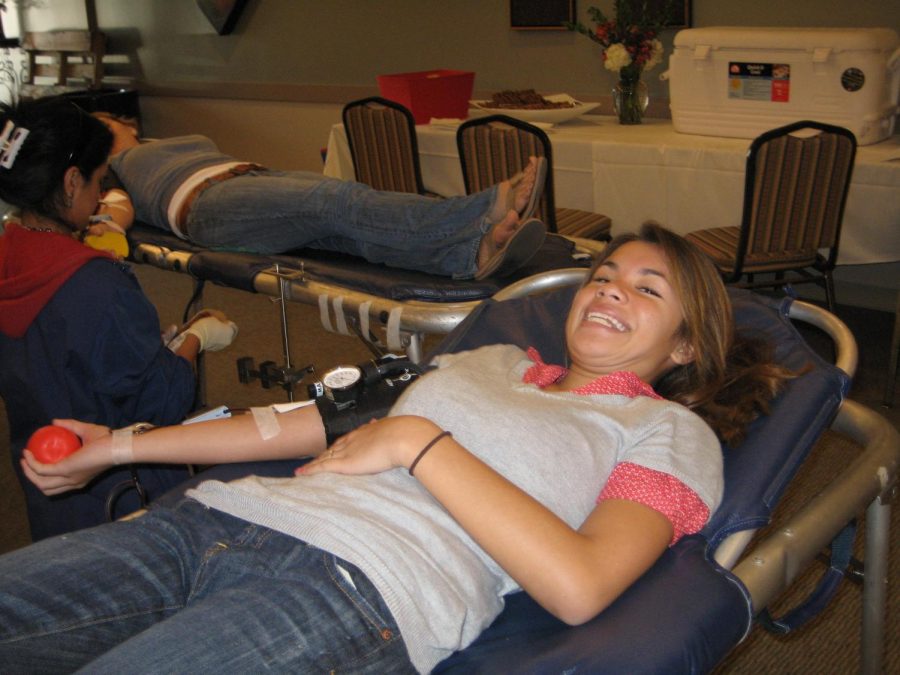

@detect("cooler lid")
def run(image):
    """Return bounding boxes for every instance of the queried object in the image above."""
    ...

[674,27,899,52]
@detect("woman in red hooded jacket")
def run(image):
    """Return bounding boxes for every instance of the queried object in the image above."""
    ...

[0,97,237,540]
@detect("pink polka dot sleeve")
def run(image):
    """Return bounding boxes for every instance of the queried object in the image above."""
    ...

[599,462,711,545]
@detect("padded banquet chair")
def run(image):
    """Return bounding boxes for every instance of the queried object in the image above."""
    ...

[456,114,612,241]
[685,120,857,313]
[152,275,897,674]
[341,96,428,195]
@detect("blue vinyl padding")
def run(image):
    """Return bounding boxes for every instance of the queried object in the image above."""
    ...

[144,241,849,673]
[127,224,588,301]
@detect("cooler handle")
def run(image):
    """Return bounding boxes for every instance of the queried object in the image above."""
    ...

[887,47,900,71]
[812,47,832,63]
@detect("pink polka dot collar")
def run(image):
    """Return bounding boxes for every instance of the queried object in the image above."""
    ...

[522,347,663,400]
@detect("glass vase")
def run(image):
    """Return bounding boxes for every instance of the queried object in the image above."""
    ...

[612,67,649,125]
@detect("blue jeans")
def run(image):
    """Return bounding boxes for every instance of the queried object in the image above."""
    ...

[187,171,496,278]
[0,499,414,674]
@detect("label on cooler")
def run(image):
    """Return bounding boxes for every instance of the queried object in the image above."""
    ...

[728,62,791,102]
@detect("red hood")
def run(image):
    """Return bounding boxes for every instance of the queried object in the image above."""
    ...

[0,223,111,338]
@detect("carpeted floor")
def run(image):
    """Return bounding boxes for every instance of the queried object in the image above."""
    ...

[0,264,897,673]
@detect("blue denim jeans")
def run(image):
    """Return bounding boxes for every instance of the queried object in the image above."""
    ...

[187,171,496,278]
[0,499,414,674]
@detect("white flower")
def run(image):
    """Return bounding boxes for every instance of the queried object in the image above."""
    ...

[644,39,664,70]
[604,43,632,72]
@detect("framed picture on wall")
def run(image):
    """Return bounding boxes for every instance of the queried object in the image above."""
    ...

[197,0,250,35]
[510,0,576,30]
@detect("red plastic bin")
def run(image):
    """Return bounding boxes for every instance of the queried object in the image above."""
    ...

[376,69,475,124]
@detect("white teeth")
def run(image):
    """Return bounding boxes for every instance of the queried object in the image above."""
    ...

[586,312,626,332]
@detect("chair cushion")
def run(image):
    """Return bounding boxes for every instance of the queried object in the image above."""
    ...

[434,535,751,674]
[555,207,612,240]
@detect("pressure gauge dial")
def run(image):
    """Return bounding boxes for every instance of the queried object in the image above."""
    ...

[322,365,363,406]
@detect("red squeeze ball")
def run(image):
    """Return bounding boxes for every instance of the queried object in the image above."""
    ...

[27,426,82,464]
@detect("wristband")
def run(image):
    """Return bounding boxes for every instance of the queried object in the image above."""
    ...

[408,430,452,476]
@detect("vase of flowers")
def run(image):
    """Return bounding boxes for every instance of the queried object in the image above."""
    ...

[569,2,669,125]
[612,63,649,124]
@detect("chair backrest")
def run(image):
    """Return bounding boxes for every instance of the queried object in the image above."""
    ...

[735,120,857,274]
[456,114,559,232]
[342,96,426,195]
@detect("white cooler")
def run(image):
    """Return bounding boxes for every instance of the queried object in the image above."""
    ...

[666,27,900,145]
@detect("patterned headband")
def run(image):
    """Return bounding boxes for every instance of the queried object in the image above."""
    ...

[0,120,30,169]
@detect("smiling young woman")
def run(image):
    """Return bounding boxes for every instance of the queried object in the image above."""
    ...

[6,223,793,673]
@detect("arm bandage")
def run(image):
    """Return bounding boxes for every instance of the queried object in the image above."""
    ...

[110,428,136,465]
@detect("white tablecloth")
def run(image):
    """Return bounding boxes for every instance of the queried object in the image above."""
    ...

[324,117,900,266]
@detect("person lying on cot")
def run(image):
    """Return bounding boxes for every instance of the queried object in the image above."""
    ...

[95,111,549,281]
[0,97,239,540]
[9,224,792,673]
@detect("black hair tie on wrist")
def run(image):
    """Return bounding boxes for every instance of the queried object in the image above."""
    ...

[409,430,452,477]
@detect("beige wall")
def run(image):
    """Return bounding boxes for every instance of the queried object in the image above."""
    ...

[13,1,900,310]
[15,0,900,106]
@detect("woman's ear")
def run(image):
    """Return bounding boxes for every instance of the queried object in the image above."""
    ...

[671,340,695,366]
[63,165,83,193]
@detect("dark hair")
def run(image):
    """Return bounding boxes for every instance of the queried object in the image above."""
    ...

[588,222,793,445]
[0,97,113,222]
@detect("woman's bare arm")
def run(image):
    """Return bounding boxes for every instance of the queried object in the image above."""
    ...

[22,404,327,495]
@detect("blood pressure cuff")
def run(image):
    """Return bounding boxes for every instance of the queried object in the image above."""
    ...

[315,363,430,445]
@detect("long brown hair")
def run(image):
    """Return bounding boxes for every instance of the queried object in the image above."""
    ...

[590,223,792,446]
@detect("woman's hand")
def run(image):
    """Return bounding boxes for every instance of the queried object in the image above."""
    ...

[20,419,114,495]
[297,415,441,477]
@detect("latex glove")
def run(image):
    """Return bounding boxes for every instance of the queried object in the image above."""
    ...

[183,315,238,352]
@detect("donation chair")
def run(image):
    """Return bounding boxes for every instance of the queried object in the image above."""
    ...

[152,276,897,673]
[686,120,857,313]
[456,114,612,241]
[342,96,428,195]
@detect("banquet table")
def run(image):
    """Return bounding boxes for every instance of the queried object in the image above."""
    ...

[323,116,900,266]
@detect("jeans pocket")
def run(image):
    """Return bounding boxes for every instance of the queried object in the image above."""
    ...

[326,554,397,640]
[315,553,416,673]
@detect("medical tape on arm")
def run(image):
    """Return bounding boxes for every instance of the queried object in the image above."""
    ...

[110,428,135,465]
[251,406,281,440]
[100,189,130,207]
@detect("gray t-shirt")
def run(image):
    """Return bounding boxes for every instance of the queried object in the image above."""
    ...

[190,344,723,672]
